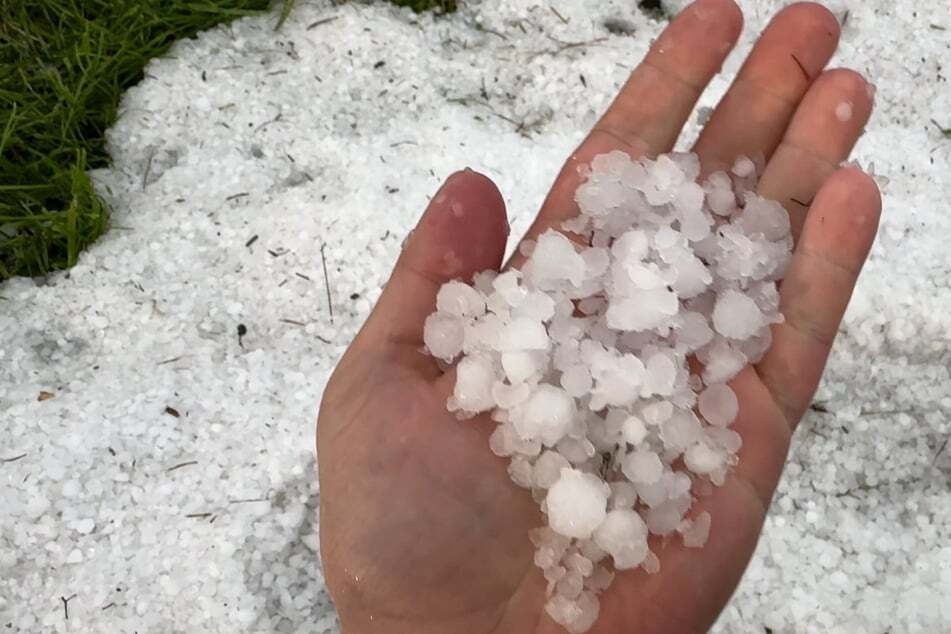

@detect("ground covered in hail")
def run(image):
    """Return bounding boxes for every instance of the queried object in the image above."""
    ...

[2,0,950,632]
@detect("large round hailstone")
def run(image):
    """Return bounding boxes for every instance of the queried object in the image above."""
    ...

[528,231,585,286]
[423,313,464,362]
[621,449,663,484]
[491,381,531,409]
[581,247,611,279]
[497,317,550,351]
[609,481,639,509]
[533,451,572,489]
[700,339,748,385]
[436,280,486,317]
[516,290,557,322]
[621,415,648,446]
[712,289,765,339]
[738,193,791,241]
[561,364,593,398]
[684,442,725,475]
[675,311,714,350]
[660,409,703,452]
[670,254,712,298]
[546,468,609,539]
[592,508,649,570]
[611,229,650,263]
[698,384,739,427]
[492,271,526,306]
[606,287,678,332]
[451,354,496,413]
[501,351,539,383]
[643,352,677,396]
[590,353,645,408]
[513,384,576,446]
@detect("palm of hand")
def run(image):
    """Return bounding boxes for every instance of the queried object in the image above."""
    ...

[318,2,882,633]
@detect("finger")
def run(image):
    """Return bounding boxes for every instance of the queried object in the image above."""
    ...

[756,168,882,426]
[693,2,840,173]
[757,68,875,240]
[354,170,509,358]
[593,0,744,158]
[507,0,743,269]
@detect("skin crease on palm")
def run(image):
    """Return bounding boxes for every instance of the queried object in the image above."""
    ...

[316,1,883,632]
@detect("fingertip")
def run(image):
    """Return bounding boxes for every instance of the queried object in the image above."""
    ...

[776,2,841,41]
[816,68,876,124]
[829,165,883,222]
[413,169,509,280]
[803,166,882,262]
[678,0,744,44]
[446,168,507,223]
[699,0,745,39]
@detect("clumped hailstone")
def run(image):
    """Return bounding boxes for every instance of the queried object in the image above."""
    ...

[423,150,792,633]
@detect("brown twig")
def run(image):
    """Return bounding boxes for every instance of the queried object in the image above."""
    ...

[321,243,334,325]
[229,497,269,505]
[166,461,198,473]
[307,16,339,30]
[933,437,949,465]
[61,594,76,620]
[549,5,569,24]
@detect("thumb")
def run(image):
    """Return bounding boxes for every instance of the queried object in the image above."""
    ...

[355,169,509,357]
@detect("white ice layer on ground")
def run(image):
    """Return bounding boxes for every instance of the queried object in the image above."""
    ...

[424,149,790,631]
[1,0,950,632]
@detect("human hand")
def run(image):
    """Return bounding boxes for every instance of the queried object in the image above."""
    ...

[316,1,882,632]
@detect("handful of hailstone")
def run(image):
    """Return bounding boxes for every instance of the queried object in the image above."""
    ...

[423,150,791,633]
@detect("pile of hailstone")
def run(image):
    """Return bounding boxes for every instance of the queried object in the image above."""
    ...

[423,150,792,633]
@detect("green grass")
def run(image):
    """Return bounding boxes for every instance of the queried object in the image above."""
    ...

[0,0,455,281]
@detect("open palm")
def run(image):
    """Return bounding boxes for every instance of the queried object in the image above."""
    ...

[317,1,881,632]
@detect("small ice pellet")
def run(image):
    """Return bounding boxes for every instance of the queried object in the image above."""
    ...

[835,100,853,122]
[450,354,496,413]
[698,384,739,427]
[422,313,464,362]
[684,442,725,475]
[436,280,486,317]
[680,511,712,548]
[731,156,756,178]
[621,415,648,446]
[534,451,573,489]
[622,450,663,484]
[501,351,538,383]
[561,364,593,397]
[713,290,765,340]
[497,317,550,351]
